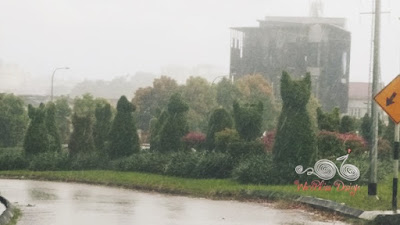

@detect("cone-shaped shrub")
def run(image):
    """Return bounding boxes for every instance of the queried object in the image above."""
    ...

[109,96,140,159]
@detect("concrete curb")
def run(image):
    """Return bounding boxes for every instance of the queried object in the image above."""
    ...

[297,195,400,225]
[0,196,15,225]
[296,196,364,218]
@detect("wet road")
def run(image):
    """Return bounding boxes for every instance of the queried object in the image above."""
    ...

[0,179,347,225]
[0,202,5,215]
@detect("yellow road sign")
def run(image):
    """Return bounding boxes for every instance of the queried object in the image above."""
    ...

[374,75,400,124]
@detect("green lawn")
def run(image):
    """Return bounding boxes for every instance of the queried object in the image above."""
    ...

[0,170,397,211]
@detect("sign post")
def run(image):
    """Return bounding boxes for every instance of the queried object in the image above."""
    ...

[394,124,399,212]
[374,74,400,213]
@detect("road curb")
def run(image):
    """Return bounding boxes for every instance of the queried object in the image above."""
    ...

[0,196,15,225]
[297,195,400,225]
[296,196,363,218]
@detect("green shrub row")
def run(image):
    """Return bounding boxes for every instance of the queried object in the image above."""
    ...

[0,148,108,171]
[232,152,393,185]
[0,147,394,185]
[111,152,234,179]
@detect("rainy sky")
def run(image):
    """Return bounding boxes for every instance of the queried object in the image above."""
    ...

[0,0,400,84]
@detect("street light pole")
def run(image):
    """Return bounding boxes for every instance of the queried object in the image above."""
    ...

[211,75,228,86]
[51,67,69,102]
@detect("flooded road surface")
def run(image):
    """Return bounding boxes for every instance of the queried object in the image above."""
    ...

[0,179,347,225]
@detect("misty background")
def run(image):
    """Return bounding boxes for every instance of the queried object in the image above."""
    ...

[1,0,400,98]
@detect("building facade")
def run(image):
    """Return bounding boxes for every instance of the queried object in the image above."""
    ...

[347,82,369,119]
[230,17,351,113]
[347,82,386,121]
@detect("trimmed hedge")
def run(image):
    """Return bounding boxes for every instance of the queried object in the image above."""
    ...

[232,154,274,184]
[29,151,69,171]
[0,148,27,170]
[111,152,233,179]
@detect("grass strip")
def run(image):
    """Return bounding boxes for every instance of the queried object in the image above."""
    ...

[5,207,21,225]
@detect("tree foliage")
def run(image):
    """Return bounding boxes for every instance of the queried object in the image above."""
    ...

[273,72,317,183]
[0,93,28,147]
[109,96,140,159]
[215,77,239,111]
[149,110,168,151]
[235,74,278,131]
[24,104,49,155]
[214,128,240,152]
[45,102,61,152]
[69,113,95,155]
[73,93,108,117]
[360,113,384,144]
[383,119,395,146]
[233,101,264,141]
[317,107,340,132]
[206,108,233,150]
[133,76,179,131]
[339,115,356,134]
[54,96,72,144]
[182,76,217,132]
[93,103,112,152]
[158,93,189,152]
[360,113,371,143]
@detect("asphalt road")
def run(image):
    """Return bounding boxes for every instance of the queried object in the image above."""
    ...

[0,179,348,225]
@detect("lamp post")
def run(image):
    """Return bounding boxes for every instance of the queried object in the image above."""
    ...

[211,75,228,86]
[51,67,69,102]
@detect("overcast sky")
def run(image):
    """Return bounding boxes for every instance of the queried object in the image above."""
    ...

[0,0,400,84]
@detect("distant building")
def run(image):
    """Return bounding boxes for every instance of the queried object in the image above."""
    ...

[347,82,386,120]
[347,82,369,119]
[230,16,351,113]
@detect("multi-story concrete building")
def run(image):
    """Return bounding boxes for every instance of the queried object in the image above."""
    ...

[230,16,351,113]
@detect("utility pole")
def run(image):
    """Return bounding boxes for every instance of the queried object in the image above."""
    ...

[369,0,381,196]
